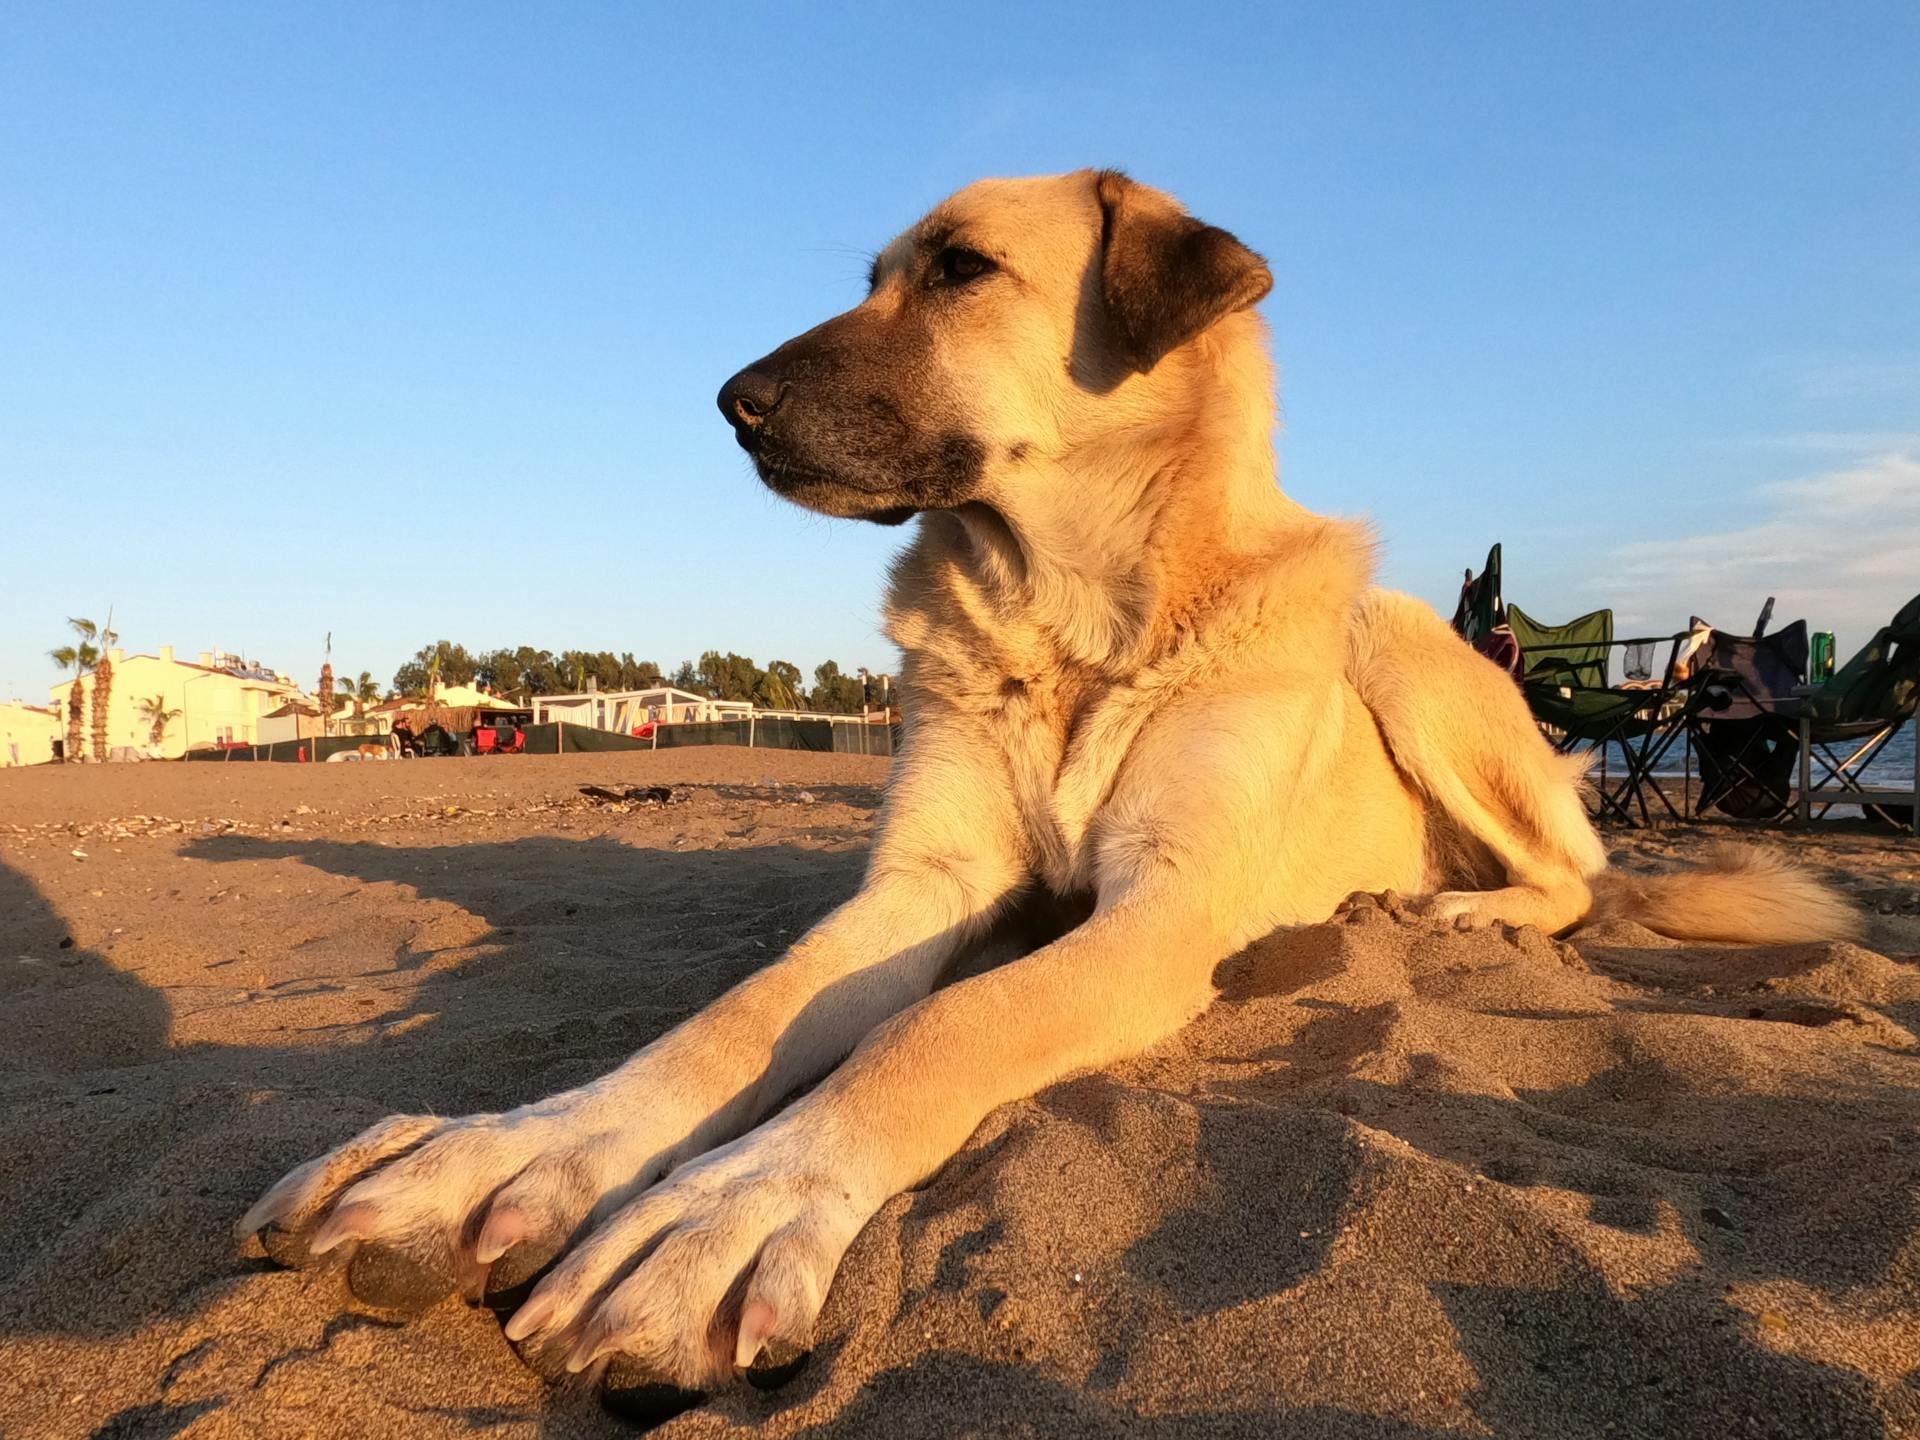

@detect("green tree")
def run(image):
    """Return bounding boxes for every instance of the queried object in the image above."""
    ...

[697,651,763,701]
[473,646,569,700]
[757,660,802,710]
[620,654,663,690]
[669,659,698,691]
[808,660,865,713]
[516,647,564,696]
[392,640,477,696]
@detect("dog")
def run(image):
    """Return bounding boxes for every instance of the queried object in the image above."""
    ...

[238,170,1859,1394]
[323,742,394,763]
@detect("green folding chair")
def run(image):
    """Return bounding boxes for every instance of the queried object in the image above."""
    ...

[1795,593,1920,832]
[1508,604,1613,689]
[1506,605,1690,824]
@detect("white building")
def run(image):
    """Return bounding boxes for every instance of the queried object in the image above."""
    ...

[532,685,752,733]
[0,701,61,767]
[46,647,306,759]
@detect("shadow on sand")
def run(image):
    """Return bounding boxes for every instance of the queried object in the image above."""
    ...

[2,830,1915,1437]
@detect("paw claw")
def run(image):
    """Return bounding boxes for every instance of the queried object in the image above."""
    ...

[475,1206,530,1266]
[735,1296,778,1370]
[502,1288,558,1344]
[308,1199,381,1256]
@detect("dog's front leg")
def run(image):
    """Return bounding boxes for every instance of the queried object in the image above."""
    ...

[236,730,1027,1320]
[509,868,1244,1387]
[501,690,1344,1387]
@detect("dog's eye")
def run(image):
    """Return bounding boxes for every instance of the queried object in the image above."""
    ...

[933,247,995,286]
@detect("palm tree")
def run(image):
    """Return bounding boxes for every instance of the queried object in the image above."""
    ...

[90,649,114,760]
[64,679,84,760]
[48,616,104,679]
[88,612,118,760]
[317,662,335,731]
[43,615,121,761]
[137,693,182,749]
[355,671,381,711]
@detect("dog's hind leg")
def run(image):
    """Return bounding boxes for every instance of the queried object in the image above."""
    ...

[1347,589,1607,935]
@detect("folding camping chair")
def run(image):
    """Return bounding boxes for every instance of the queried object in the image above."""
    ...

[1681,620,1810,820]
[1505,604,1691,824]
[1451,543,1521,677]
[1794,593,1920,833]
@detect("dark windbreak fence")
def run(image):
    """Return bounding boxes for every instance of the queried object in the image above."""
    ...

[189,719,897,761]
[648,717,895,755]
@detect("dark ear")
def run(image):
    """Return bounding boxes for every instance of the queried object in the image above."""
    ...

[1096,169,1273,372]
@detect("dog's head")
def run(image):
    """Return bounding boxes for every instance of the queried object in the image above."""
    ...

[717,170,1272,525]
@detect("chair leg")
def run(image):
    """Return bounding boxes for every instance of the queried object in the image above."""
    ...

[1807,727,1895,822]
[1798,715,1811,825]
[1631,716,1687,824]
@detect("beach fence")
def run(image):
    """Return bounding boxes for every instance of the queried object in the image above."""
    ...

[531,686,897,757]
[524,716,894,756]
[645,714,895,756]
[188,715,897,761]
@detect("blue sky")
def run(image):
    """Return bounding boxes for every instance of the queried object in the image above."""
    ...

[4,1,1917,701]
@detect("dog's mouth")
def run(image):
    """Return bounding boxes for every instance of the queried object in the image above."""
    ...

[751,453,920,527]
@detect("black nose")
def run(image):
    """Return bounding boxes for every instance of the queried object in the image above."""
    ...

[717,368,785,432]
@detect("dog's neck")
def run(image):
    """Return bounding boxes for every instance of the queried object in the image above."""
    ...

[947,315,1313,674]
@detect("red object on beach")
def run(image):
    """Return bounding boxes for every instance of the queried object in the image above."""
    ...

[298,746,307,763]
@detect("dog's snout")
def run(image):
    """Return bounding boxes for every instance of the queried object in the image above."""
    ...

[717,369,786,432]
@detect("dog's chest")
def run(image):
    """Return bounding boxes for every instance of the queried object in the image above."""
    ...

[987,667,1144,891]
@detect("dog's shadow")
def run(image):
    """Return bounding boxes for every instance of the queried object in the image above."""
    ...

[0,834,864,1333]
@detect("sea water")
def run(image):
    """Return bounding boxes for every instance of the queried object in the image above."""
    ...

[1594,723,1915,813]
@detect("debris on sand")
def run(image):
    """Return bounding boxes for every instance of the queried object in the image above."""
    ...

[578,784,677,808]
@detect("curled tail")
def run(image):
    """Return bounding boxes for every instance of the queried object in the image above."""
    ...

[1587,843,1865,945]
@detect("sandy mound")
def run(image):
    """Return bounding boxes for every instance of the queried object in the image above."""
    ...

[1,757,1916,1438]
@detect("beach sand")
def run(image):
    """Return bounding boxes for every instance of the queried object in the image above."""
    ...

[1,753,1916,1438]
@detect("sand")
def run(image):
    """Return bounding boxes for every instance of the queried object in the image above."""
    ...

[1,753,1917,1439]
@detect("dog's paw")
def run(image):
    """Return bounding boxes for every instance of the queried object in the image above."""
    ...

[1333,889,1457,930]
[1422,890,1499,931]
[501,1127,860,1391]
[236,1104,669,1321]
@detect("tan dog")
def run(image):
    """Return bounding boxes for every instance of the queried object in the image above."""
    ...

[238,171,1857,1396]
